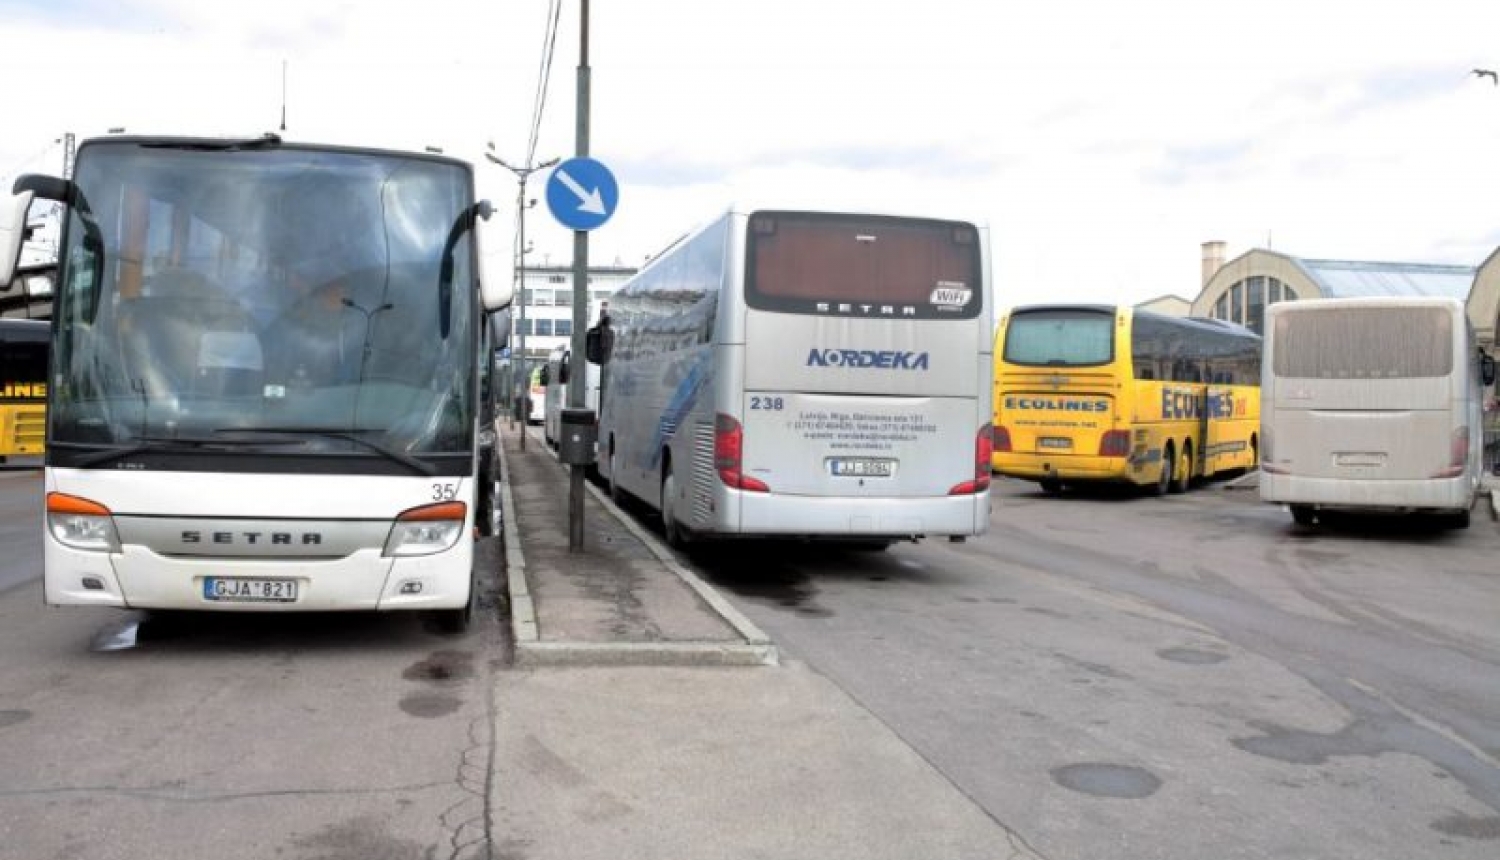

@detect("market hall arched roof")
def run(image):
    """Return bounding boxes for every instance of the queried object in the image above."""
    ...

[1191,248,1477,337]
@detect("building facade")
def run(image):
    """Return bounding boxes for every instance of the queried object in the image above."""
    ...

[1192,247,1475,337]
[508,263,637,360]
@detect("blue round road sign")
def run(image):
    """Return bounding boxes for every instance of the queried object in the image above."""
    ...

[545,157,619,231]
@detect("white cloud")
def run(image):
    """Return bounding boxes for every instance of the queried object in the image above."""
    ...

[5,0,1500,308]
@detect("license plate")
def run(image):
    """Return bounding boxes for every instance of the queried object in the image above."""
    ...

[1038,437,1072,450]
[829,457,896,478]
[203,577,299,603]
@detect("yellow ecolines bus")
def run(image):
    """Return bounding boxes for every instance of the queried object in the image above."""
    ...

[991,305,1260,494]
[0,318,48,462]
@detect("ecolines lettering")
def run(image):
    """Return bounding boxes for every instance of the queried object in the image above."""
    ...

[806,349,930,370]
[0,383,46,398]
[1004,397,1109,412]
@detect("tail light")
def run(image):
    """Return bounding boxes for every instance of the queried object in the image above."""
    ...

[715,413,769,492]
[1433,426,1469,478]
[992,424,1012,453]
[949,424,994,495]
[1098,429,1130,458]
[384,501,467,557]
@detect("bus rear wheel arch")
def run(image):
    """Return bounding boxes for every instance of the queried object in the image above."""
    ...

[1153,444,1174,496]
[1170,442,1191,494]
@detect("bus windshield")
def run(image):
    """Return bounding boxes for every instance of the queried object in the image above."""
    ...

[745,212,982,319]
[49,142,478,469]
[1003,308,1114,367]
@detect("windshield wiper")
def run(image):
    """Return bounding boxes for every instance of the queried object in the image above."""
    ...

[142,134,282,152]
[218,426,437,476]
[62,435,303,468]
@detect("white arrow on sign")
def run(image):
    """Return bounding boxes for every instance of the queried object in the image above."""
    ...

[555,169,606,215]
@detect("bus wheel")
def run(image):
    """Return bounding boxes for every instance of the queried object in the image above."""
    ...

[1290,505,1316,527]
[1170,444,1191,494]
[662,465,689,548]
[608,449,623,504]
[1445,508,1472,530]
[1153,446,1174,496]
[1039,477,1062,495]
[432,569,476,634]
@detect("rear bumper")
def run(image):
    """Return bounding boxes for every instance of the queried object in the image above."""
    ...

[992,453,1132,483]
[730,491,989,538]
[1259,473,1475,512]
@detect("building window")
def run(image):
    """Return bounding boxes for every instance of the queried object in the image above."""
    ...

[555,319,572,336]
[1247,276,1266,333]
[1214,293,1227,320]
[1229,282,1243,324]
[534,318,553,336]
[548,275,565,284]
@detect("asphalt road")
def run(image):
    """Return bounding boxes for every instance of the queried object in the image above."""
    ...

[0,468,41,594]
[0,466,508,860]
[689,477,1500,860]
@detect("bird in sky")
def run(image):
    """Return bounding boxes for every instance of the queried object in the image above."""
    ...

[1473,68,1499,85]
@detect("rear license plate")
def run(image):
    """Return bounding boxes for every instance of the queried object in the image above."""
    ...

[1038,437,1072,450]
[829,457,896,478]
[203,577,299,603]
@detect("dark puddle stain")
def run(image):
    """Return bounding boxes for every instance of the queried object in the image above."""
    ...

[0,709,31,729]
[399,692,462,719]
[697,551,835,619]
[1430,813,1500,840]
[1232,719,1375,766]
[957,596,981,604]
[1023,606,1070,619]
[988,597,1018,604]
[1051,763,1162,799]
[402,650,474,684]
[1157,647,1229,665]
[290,815,429,860]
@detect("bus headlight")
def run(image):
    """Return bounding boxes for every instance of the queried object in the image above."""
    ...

[46,492,121,553]
[383,501,467,557]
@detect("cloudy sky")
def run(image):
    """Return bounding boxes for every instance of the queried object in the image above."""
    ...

[4,0,1500,309]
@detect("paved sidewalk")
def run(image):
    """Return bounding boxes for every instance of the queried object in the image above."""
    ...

[491,419,1044,859]
[497,420,775,666]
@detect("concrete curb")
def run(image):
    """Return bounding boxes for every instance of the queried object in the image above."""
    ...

[498,425,777,667]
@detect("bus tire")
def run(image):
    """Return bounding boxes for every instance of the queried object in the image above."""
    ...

[1039,477,1062,495]
[608,447,623,504]
[432,570,476,635]
[1170,443,1191,494]
[1445,508,1471,530]
[662,465,689,548]
[1290,505,1316,527]
[1153,446,1174,496]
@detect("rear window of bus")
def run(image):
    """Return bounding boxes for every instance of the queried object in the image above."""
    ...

[1273,307,1452,379]
[1004,309,1114,367]
[745,212,981,320]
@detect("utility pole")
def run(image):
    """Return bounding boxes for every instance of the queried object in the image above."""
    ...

[485,150,558,451]
[567,0,592,552]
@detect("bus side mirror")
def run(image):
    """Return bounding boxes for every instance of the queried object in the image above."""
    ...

[585,321,614,365]
[0,189,35,288]
[1482,353,1495,387]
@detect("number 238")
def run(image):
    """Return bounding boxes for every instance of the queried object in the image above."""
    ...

[750,396,785,411]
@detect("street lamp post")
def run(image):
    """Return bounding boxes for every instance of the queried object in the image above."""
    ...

[485,150,558,451]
